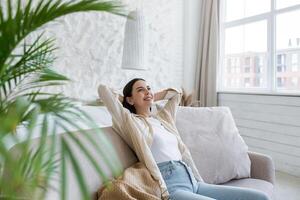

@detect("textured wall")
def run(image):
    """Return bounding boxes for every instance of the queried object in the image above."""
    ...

[30,0,184,100]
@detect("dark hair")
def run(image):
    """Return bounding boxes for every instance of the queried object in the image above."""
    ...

[122,78,145,114]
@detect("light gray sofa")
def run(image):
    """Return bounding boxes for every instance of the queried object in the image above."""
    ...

[222,151,275,198]
[9,106,275,199]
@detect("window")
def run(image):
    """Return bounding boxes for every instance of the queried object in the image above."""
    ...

[244,77,251,87]
[277,54,285,65]
[245,57,251,66]
[220,0,300,93]
[277,54,287,72]
[291,53,299,72]
[244,67,251,73]
[277,77,285,87]
[254,77,262,86]
[254,56,264,73]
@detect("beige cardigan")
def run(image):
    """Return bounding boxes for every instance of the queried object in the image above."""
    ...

[98,85,203,199]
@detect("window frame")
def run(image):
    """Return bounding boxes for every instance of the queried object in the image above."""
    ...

[218,0,300,95]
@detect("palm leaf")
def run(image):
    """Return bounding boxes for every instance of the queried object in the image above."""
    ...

[34,95,122,176]
[0,99,55,199]
[60,143,67,200]
[0,0,125,199]
[61,138,90,200]
[0,34,63,110]
[59,107,122,176]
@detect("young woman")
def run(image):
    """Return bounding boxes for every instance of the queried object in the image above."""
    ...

[98,78,270,200]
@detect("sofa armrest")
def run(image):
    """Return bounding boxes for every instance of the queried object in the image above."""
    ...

[248,151,275,185]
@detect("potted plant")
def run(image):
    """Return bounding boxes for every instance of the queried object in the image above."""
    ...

[0,0,124,199]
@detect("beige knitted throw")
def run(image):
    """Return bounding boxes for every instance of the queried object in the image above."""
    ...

[98,162,163,200]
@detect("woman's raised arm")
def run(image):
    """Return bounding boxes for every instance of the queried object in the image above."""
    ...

[98,84,129,128]
[154,90,168,102]
[156,88,182,120]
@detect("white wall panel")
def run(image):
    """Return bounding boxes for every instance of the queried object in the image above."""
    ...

[249,146,300,177]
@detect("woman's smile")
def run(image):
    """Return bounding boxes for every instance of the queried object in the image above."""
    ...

[144,96,153,101]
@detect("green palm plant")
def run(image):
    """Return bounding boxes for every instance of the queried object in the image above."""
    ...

[0,0,124,199]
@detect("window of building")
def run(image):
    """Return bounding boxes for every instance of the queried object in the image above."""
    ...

[244,77,251,87]
[277,77,285,87]
[255,56,263,73]
[245,57,251,66]
[291,53,298,72]
[254,77,262,87]
[220,0,300,93]
[277,54,286,65]
[277,64,286,73]
[244,67,251,73]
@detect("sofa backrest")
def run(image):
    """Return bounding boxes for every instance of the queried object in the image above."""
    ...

[8,106,249,199]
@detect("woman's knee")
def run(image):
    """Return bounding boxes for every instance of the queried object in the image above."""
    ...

[196,182,270,200]
[171,189,217,200]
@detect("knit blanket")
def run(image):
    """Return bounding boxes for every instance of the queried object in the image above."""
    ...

[98,162,162,200]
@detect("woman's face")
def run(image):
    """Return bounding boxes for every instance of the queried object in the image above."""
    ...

[126,80,154,109]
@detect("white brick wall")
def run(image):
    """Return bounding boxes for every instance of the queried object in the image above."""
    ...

[26,0,184,99]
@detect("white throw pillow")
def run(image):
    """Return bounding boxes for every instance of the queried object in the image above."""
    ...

[176,106,251,184]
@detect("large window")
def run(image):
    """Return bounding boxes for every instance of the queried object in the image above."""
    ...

[220,0,300,93]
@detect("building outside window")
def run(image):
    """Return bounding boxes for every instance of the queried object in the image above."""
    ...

[245,57,251,66]
[291,53,298,72]
[244,67,251,73]
[254,77,262,87]
[254,56,263,74]
[244,77,251,87]
[277,54,286,72]
[277,77,284,87]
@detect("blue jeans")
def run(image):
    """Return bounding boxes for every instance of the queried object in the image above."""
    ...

[157,160,270,200]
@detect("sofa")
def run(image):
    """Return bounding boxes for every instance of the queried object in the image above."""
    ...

[9,106,275,199]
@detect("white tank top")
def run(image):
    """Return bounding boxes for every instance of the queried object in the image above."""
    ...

[147,117,182,163]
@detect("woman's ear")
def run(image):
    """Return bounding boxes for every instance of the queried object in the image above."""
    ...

[126,97,134,105]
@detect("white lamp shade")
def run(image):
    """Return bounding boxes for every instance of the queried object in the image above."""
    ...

[121,10,148,70]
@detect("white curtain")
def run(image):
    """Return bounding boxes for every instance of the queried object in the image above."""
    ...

[194,0,219,107]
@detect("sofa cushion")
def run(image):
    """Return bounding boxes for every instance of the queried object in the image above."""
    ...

[221,178,274,199]
[176,106,251,184]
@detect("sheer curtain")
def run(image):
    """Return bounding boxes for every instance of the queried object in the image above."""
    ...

[194,0,220,107]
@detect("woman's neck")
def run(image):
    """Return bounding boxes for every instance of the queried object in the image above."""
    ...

[136,107,151,117]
